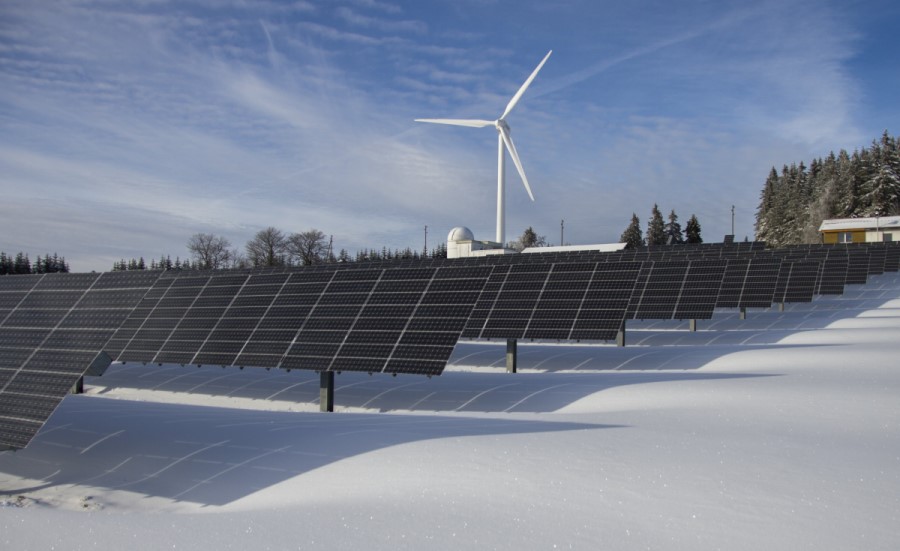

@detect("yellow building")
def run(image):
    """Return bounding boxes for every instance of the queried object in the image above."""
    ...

[818,216,900,244]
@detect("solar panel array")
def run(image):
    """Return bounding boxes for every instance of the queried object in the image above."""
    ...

[2,240,900,450]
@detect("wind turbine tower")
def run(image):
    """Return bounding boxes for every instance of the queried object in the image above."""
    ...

[416,50,552,246]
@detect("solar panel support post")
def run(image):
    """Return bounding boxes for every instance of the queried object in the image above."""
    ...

[319,371,335,412]
[71,376,84,395]
[739,307,747,320]
[689,319,697,332]
[506,339,517,374]
[616,320,626,347]
[777,302,785,312]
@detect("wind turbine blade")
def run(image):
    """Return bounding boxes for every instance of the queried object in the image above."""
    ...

[414,118,495,128]
[500,50,552,120]
[499,127,535,201]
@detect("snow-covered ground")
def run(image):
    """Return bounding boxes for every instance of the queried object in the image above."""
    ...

[2,275,900,550]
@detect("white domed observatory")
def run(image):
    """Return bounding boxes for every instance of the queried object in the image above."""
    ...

[447,226,513,259]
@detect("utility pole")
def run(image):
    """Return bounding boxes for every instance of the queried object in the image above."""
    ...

[560,219,564,246]
[731,205,735,236]
[424,225,428,257]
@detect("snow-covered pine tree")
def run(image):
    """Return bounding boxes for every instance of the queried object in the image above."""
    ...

[755,167,779,241]
[861,131,900,216]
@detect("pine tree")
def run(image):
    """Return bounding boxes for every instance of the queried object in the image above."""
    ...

[620,213,643,248]
[646,204,666,246]
[431,243,447,259]
[14,252,30,274]
[861,131,900,216]
[664,210,684,244]
[685,215,702,244]
[755,167,778,241]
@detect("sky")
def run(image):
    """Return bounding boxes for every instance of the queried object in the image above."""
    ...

[2,0,899,272]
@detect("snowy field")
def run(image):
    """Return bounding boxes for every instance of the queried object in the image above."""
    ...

[2,274,900,550]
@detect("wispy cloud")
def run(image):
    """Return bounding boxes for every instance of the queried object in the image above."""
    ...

[334,6,427,34]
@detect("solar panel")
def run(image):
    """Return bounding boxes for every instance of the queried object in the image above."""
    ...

[716,257,782,309]
[774,260,821,304]
[846,248,870,285]
[672,260,728,319]
[628,261,692,319]
[816,248,848,295]
[569,262,642,340]
[0,271,161,449]
[884,244,900,272]
[111,265,492,377]
[464,261,641,341]
[867,246,886,275]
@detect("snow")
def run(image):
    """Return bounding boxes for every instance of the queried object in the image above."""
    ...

[2,275,900,550]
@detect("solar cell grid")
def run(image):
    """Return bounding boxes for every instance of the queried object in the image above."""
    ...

[846,249,870,284]
[781,260,821,303]
[883,245,900,272]
[867,247,886,275]
[817,250,848,295]
[672,260,727,320]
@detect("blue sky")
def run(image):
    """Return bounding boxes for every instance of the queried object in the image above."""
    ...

[2,0,898,271]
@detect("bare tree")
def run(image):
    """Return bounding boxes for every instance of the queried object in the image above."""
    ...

[186,233,232,270]
[227,247,249,269]
[245,227,288,267]
[287,229,328,265]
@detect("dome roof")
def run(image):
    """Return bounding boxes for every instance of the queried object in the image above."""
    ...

[447,226,475,242]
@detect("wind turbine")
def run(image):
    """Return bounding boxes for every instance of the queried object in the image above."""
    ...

[416,50,552,246]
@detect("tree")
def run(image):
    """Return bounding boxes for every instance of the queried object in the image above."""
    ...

[14,252,31,274]
[755,167,779,242]
[246,227,288,267]
[227,248,248,269]
[287,229,328,266]
[646,204,666,246]
[620,213,643,248]
[508,226,547,252]
[861,131,900,216]
[685,214,702,244]
[665,209,684,244]
[187,233,232,270]
[431,243,447,259]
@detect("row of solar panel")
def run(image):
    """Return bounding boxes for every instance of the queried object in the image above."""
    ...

[1,242,898,449]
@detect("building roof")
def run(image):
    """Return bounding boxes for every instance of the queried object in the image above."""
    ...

[522,243,627,254]
[818,216,900,232]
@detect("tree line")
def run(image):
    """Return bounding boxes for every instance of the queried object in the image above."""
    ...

[619,205,702,248]
[755,130,900,247]
[0,252,69,275]
[111,227,450,271]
